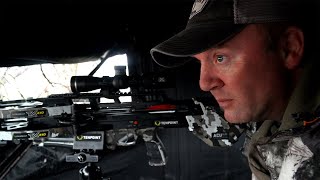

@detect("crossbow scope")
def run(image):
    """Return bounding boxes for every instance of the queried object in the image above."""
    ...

[70,66,173,93]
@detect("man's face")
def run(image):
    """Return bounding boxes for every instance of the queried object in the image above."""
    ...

[194,24,291,123]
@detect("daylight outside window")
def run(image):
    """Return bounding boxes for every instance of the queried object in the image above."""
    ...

[0,54,131,102]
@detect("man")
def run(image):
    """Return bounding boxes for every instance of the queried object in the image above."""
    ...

[150,0,320,179]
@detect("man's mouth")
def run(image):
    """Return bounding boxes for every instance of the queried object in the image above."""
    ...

[216,99,233,108]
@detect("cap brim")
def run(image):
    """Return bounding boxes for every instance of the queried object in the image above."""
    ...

[150,23,245,68]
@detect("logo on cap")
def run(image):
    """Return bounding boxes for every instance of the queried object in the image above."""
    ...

[189,0,209,19]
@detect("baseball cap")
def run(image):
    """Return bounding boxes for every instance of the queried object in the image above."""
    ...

[150,0,300,68]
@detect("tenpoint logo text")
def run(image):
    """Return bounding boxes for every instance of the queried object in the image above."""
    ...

[76,135,102,141]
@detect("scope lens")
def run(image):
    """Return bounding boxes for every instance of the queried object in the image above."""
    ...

[70,76,102,93]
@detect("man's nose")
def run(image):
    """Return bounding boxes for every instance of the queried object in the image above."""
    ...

[199,63,223,92]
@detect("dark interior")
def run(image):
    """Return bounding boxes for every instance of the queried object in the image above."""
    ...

[2,0,192,66]
[1,1,252,179]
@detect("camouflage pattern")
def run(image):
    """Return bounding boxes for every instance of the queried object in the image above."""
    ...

[186,98,246,147]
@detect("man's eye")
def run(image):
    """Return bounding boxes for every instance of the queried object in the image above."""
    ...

[216,55,225,63]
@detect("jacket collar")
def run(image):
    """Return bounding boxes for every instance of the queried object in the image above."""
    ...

[280,62,320,131]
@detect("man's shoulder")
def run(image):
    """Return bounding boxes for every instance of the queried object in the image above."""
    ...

[292,122,320,179]
[244,120,320,179]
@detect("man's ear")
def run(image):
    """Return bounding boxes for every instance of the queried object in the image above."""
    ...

[279,26,304,70]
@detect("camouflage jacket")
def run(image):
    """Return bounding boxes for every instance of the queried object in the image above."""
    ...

[243,62,320,180]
